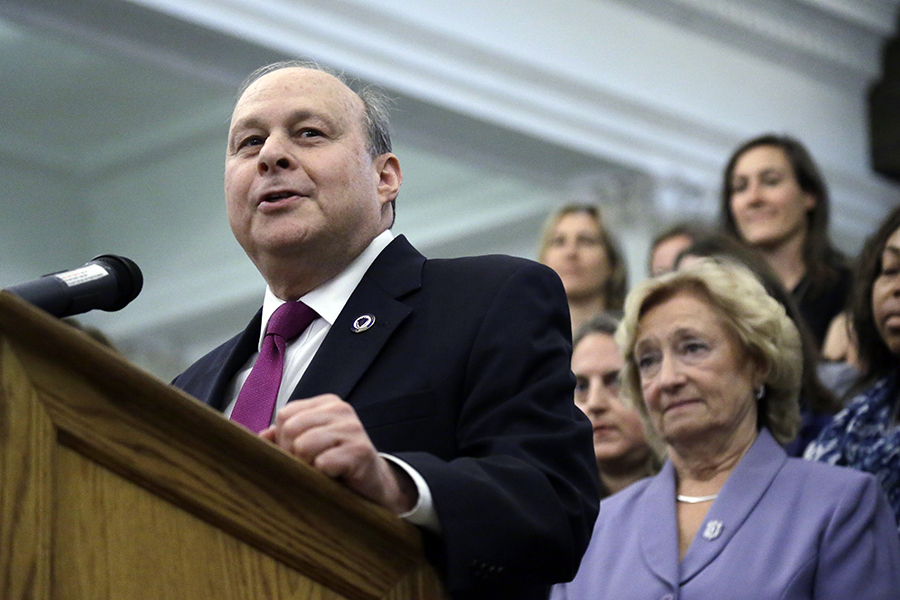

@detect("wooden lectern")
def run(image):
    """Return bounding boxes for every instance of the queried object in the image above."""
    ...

[0,292,447,600]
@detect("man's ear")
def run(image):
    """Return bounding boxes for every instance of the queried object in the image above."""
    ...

[375,153,402,205]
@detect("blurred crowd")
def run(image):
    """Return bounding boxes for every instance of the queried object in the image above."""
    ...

[540,134,900,599]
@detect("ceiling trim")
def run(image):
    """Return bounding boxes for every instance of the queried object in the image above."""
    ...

[657,0,893,76]
[9,0,896,191]
[8,0,898,199]
[793,0,899,35]
[113,0,737,177]
[118,0,900,207]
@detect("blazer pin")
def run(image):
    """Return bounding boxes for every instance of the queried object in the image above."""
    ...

[702,520,723,541]
[351,314,376,333]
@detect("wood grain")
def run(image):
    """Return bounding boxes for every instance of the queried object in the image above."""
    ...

[0,338,53,600]
[0,292,448,600]
[52,444,346,599]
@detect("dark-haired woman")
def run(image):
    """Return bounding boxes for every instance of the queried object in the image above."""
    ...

[572,312,662,498]
[721,134,851,349]
[648,222,714,277]
[806,205,900,533]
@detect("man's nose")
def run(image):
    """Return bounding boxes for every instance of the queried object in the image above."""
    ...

[257,134,294,173]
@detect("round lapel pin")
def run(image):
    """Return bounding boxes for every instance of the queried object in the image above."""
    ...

[351,314,376,333]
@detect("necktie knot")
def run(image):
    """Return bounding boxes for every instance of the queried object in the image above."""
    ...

[230,300,318,434]
[266,301,318,341]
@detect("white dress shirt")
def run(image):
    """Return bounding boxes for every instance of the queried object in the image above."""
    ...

[223,230,439,532]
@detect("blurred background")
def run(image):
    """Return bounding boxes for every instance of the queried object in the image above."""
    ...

[1,0,899,379]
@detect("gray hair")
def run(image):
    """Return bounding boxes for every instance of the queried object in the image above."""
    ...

[238,59,394,158]
[237,60,396,222]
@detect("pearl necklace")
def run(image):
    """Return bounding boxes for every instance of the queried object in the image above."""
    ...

[676,493,719,504]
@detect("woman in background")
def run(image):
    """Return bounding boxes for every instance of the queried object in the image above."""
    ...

[674,233,843,455]
[721,134,851,348]
[539,204,627,335]
[806,205,900,533]
[551,259,900,600]
[571,312,662,497]
[648,222,712,277]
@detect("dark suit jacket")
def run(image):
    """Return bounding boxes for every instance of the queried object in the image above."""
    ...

[173,235,600,599]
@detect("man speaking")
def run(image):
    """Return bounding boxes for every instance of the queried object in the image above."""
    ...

[173,60,599,599]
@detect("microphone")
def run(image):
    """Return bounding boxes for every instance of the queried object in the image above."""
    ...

[4,255,143,318]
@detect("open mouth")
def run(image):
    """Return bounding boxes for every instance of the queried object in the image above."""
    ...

[260,191,299,203]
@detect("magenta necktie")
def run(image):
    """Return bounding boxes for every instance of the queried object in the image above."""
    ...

[230,301,319,433]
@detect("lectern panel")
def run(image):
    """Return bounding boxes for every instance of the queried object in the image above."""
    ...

[0,292,447,600]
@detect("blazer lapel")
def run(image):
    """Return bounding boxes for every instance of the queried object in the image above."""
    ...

[202,309,263,411]
[639,461,681,589]
[290,235,424,402]
[679,429,786,584]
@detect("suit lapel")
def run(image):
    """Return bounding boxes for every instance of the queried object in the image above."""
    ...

[679,429,786,584]
[639,461,681,589]
[290,235,424,402]
[204,309,262,411]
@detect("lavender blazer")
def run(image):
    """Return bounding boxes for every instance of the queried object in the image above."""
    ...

[551,429,900,600]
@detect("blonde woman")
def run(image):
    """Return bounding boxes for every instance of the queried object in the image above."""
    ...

[538,204,627,335]
[552,259,900,600]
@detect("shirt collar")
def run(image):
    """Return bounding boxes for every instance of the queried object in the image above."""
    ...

[257,230,395,348]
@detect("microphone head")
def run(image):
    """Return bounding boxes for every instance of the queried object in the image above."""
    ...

[91,254,143,312]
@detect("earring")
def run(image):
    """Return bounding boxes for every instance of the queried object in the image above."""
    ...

[755,384,765,400]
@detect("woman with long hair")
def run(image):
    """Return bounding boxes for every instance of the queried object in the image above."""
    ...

[805,205,900,533]
[721,134,851,348]
[539,204,627,335]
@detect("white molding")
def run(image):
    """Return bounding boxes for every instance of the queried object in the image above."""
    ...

[121,0,727,174]
[119,0,896,169]
[117,0,900,242]
[793,0,899,35]
[50,0,900,374]
[12,0,897,231]
[658,0,895,76]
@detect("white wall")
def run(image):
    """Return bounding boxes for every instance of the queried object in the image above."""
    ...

[0,163,87,287]
[1,0,898,379]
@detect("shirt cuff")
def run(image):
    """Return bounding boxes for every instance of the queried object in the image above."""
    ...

[380,453,442,534]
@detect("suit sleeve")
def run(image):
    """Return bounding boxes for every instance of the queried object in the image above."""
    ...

[393,261,600,597]
[814,473,900,600]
